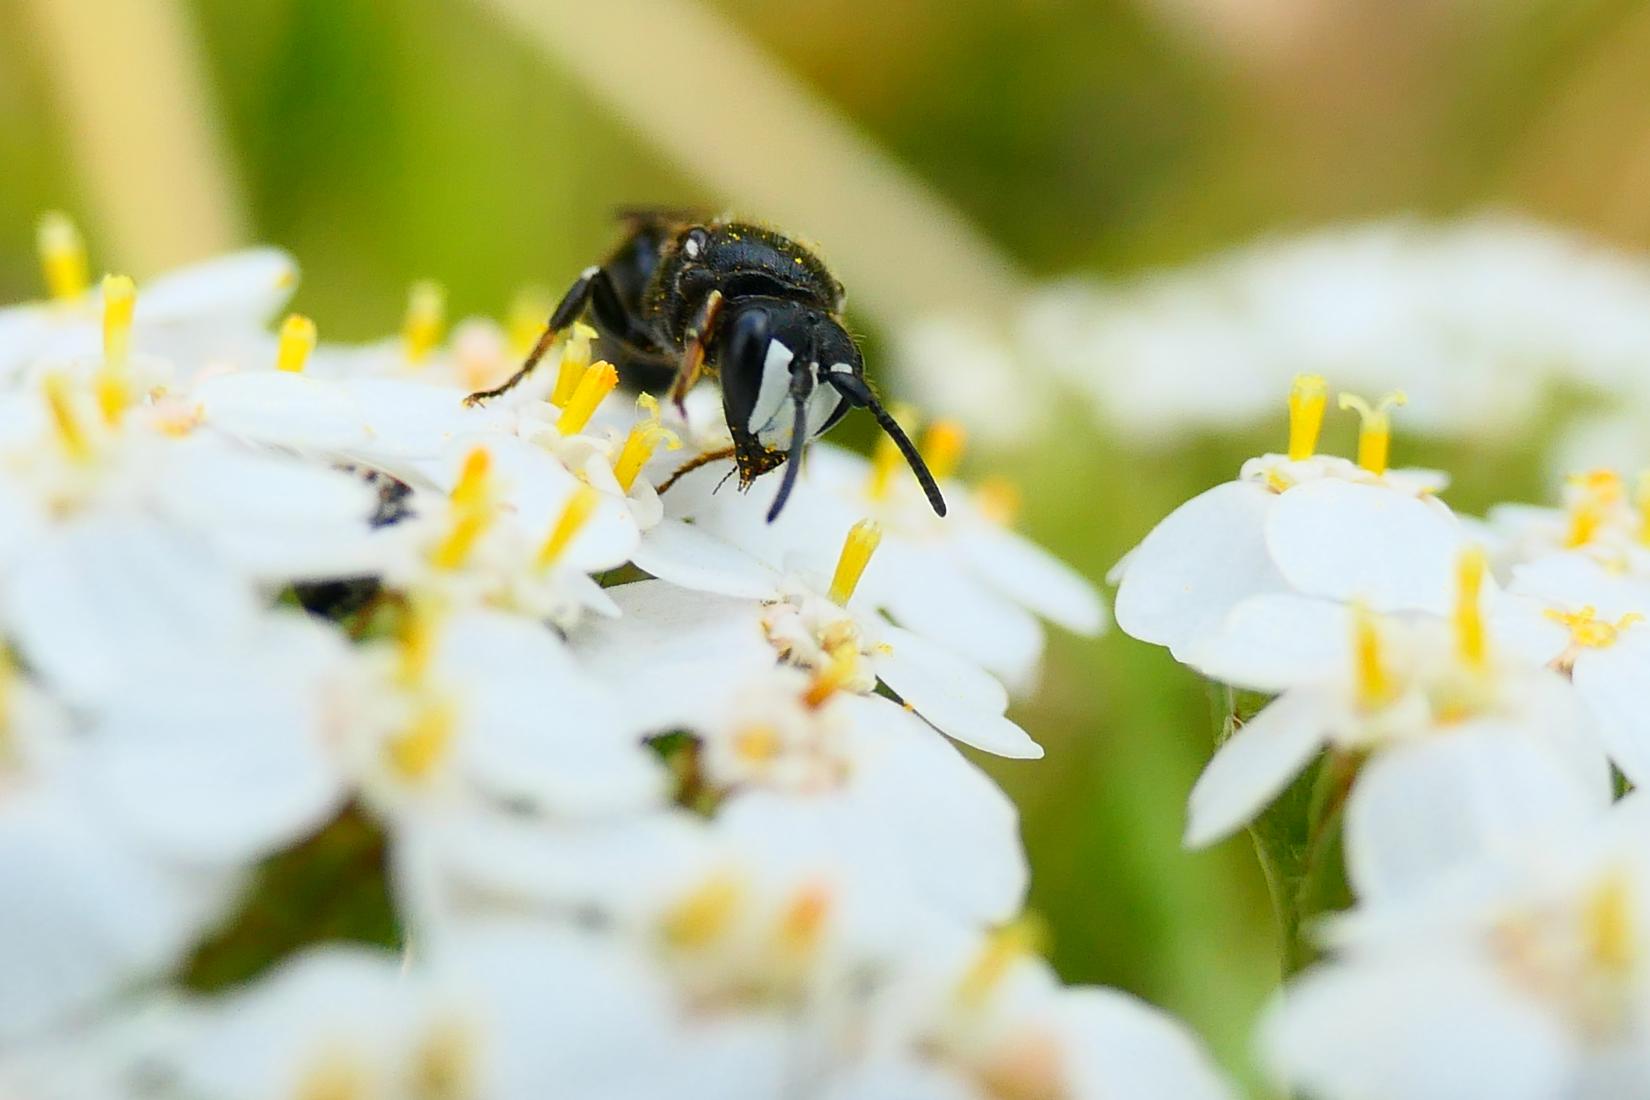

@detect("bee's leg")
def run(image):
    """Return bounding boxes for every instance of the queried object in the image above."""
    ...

[465,266,611,405]
[826,372,946,517]
[668,289,724,411]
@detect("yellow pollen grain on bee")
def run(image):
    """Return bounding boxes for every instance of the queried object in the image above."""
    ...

[41,372,92,463]
[402,279,446,364]
[536,485,599,569]
[276,313,318,373]
[506,285,553,357]
[1454,545,1490,672]
[1350,603,1397,711]
[385,697,456,782]
[550,322,599,407]
[1545,605,1642,649]
[776,882,832,958]
[956,916,1047,1010]
[1337,389,1406,476]
[1286,373,1328,461]
[661,873,742,950]
[555,360,617,436]
[613,393,681,493]
[36,211,88,302]
[920,420,967,482]
[866,403,917,501]
[827,519,882,606]
[1583,868,1637,975]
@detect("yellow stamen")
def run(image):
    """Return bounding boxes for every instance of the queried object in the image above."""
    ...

[661,873,742,949]
[550,322,599,407]
[1337,390,1407,476]
[42,373,91,462]
[449,447,492,511]
[613,393,682,492]
[385,698,455,782]
[411,1022,478,1100]
[1544,605,1643,650]
[973,475,1021,526]
[275,313,318,373]
[1286,374,1328,461]
[1351,603,1397,711]
[776,882,832,958]
[402,280,446,363]
[1566,470,1624,549]
[430,448,494,572]
[1454,546,1489,672]
[397,604,440,687]
[732,725,783,764]
[295,1052,372,1100]
[1583,869,1636,974]
[555,360,617,436]
[36,212,88,302]
[507,286,553,357]
[535,485,599,569]
[920,420,967,482]
[93,275,137,425]
[866,403,917,501]
[956,916,1047,1010]
[1636,472,1650,548]
[827,520,882,605]
[802,641,859,708]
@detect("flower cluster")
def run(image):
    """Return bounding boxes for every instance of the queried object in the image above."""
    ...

[0,216,1233,1100]
[1116,371,1650,1097]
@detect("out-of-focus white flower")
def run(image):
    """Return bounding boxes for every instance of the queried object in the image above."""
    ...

[1040,216,1650,444]
[1182,547,1611,848]
[575,519,1042,758]
[892,312,1052,447]
[1115,374,1465,657]
[1264,794,1650,1100]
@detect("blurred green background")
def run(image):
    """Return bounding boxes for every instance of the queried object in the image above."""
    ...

[1,0,1640,1081]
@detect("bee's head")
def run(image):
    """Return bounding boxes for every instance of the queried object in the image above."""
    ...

[715,297,945,523]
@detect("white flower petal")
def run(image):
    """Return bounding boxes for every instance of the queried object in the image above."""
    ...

[1114,480,1286,653]
[1183,592,1352,692]
[631,519,780,599]
[873,625,1038,758]
[1574,636,1650,787]
[195,372,373,452]
[1184,688,1328,848]
[1056,988,1236,1100]
[955,521,1105,636]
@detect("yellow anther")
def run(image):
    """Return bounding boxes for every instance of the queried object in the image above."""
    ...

[36,212,88,302]
[1583,869,1636,975]
[1454,546,1490,672]
[431,449,495,572]
[100,274,135,365]
[402,280,446,363]
[41,373,91,462]
[276,313,318,373]
[1338,390,1407,476]
[613,393,681,492]
[1286,374,1328,461]
[1351,603,1397,711]
[802,641,859,708]
[385,698,455,782]
[1544,605,1642,650]
[973,475,1021,526]
[397,603,441,688]
[661,873,742,949]
[555,360,617,436]
[827,519,882,605]
[1566,470,1624,549]
[535,485,599,569]
[733,725,783,764]
[507,286,553,357]
[550,322,599,407]
[920,421,967,483]
[956,916,1047,1010]
[866,403,917,501]
[776,882,832,958]
[1636,473,1650,548]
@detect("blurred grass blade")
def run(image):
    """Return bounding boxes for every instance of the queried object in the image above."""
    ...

[24,0,247,274]
[466,0,1030,327]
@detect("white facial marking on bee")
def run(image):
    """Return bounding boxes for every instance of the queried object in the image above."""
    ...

[684,237,701,259]
[749,339,795,438]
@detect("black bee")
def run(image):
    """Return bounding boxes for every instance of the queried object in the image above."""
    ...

[466,209,945,522]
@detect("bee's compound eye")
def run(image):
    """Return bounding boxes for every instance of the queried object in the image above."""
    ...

[683,229,708,259]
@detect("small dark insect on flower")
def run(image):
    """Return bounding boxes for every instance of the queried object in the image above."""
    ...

[465,208,946,523]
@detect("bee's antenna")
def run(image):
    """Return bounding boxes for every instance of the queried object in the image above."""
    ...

[826,373,946,517]
[766,383,812,523]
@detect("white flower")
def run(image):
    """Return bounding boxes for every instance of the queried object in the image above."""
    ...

[1114,374,1466,658]
[1182,548,1611,848]
[574,519,1042,758]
